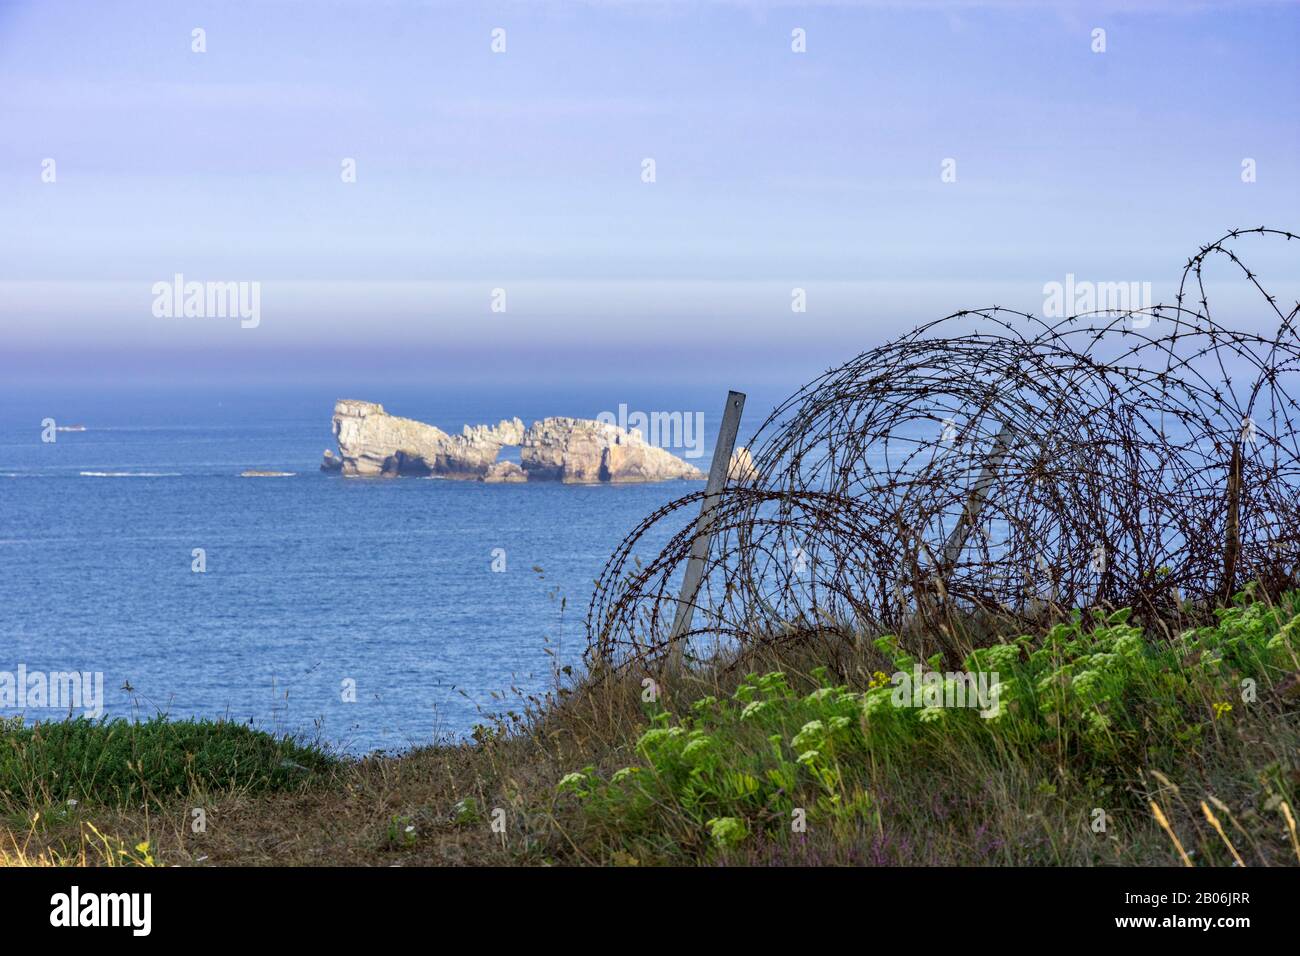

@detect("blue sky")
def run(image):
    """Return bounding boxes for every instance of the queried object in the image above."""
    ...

[0,0,1296,387]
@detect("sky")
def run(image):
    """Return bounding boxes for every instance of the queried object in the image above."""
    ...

[0,0,1297,389]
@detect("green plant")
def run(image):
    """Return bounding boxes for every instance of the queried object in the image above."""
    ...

[0,716,334,813]
[384,814,418,848]
[556,591,1300,862]
[451,797,482,825]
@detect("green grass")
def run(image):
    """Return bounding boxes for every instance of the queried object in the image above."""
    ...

[0,716,334,816]
[4,589,1299,866]
[553,589,1300,864]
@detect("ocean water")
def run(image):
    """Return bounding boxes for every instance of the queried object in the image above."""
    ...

[0,384,778,753]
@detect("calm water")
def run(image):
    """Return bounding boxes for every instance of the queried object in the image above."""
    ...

[0,384,778,753]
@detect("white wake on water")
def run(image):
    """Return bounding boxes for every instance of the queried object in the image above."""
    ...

[79,471,182,477]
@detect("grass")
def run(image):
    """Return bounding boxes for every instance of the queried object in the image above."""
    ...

[0,715,334,814]
[3,588,1300,866]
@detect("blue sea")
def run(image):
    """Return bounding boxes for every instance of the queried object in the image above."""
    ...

[0,383,781,753]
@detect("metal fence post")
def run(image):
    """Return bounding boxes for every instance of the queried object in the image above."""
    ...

[940,421,1016,568]
[667,390,746,666]
[1223,441,1242,601]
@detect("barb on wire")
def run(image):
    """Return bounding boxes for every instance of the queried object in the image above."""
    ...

[587,228,1300,672]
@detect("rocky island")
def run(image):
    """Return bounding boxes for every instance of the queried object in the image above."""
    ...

[321,399,706,483]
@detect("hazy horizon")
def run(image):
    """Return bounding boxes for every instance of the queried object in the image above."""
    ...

[2,0,1297,388]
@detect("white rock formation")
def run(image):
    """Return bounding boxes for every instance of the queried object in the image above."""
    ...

[327,400,525,478]
[324,401,706,483]
[481,461,528,483]
[521,417,705,483]
[728,446,759,484]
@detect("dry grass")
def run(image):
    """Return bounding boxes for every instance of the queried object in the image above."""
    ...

[4,608,1299,867]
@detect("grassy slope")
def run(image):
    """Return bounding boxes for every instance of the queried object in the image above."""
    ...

[3,592,1300,866]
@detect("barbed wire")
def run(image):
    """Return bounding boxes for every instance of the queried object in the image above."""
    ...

[587,228,1300,671]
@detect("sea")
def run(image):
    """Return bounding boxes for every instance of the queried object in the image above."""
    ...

[0,382,785,754]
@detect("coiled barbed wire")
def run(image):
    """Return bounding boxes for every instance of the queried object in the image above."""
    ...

[587,228,1300,671]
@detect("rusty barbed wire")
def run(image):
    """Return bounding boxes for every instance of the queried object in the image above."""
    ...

[587,228,1300,671]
